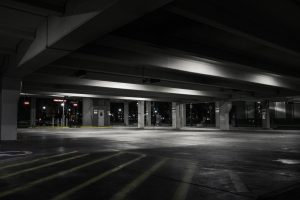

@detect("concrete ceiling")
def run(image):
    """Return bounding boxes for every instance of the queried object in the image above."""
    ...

[1,0,300,102]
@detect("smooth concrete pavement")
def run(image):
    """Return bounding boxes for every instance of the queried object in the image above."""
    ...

[0,128,299,200]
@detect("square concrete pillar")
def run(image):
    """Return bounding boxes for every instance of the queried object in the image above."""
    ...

[82,98,93,126]
[124,101,129,126]
[145,101,151,126]
[215,102,220,128]
[216,101,232,130]
[137,100,145,128]
[172,102,183,129]
[84,98,110,127]
[97,99,110,126]
[262,100,271,129]
[30,97,36,127]
[0,77,20,140]
[172,102,177,128]
[180,103,186,127]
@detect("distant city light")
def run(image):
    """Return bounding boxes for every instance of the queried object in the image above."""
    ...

[73,103,78,107]
[118,108,122,112]
[42,106,46,110]
[24,101,30,105]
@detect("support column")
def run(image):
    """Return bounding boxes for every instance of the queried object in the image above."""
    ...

[216,102,232,130]
[146,101,151,126]
[215,102,220,128]
[124,101,129,126]
[262,100,271,129]
[82,98,93,126]
[180,103,186,127]
[172,102,182,129]
[0,77,20,140]
[172,102,177,128]
[98,99,110,126]
[137,100,144,128]
[61,103,65,126]
[30,97,36,127]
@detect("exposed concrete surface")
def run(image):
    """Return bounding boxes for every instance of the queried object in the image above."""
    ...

[0,128,299,199]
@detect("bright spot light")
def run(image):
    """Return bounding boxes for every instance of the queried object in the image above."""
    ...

[61,103,65,107]
[42,106,46,110]
[118,108,122,112]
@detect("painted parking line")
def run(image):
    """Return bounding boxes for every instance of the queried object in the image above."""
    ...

[172,165,197,200]
[0,153,88,179]
[51,154,146,200]
[0,151,32,157]
[228,171,249,193]
[111,158,167,200]
[0,151,78,170]
[0,152,123,198]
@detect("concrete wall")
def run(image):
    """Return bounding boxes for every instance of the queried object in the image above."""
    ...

[0,78,20,140]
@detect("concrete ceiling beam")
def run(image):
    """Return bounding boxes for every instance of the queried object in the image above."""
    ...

[75,37,300,91]
[21,83,215,103]
[49,57,288,97]
[14,0,174,77]
[23,73,228,99]
[165,3,300,59]
[0,0,64,17]
[0,46,15,55]
[0,25,35,40]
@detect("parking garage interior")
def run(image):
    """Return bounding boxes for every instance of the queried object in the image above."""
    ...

[0,0,300,200]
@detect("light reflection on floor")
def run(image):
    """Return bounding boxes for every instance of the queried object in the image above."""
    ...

[2,127,297,200]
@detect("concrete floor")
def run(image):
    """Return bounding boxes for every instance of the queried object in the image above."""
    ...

[0,128,300,200]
